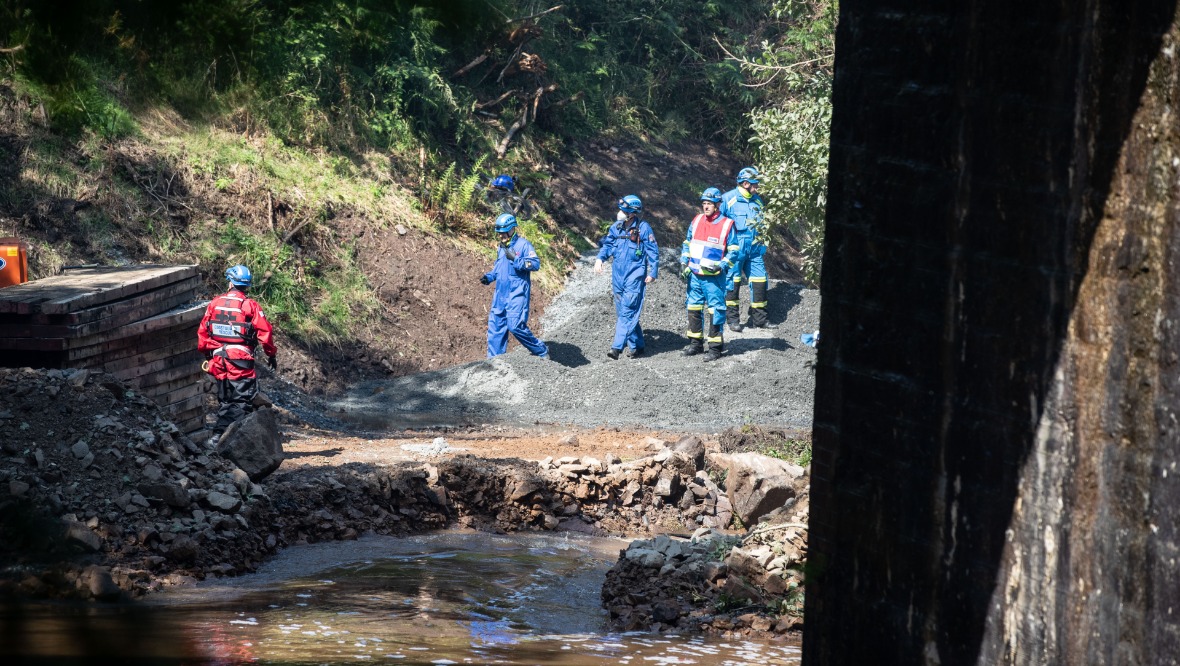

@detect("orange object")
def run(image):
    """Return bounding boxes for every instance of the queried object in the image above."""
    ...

[0,238,29,288]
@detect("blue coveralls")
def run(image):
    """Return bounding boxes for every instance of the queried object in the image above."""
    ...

[598,218,660,352]
[484,234,549,358]
[720,187,768,325]
[680,214,741,346]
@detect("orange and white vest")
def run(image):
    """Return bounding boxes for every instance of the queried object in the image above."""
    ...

[687,213,735,274]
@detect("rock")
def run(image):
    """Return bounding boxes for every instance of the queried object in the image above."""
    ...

[624,547,666,568]
[709,452,802,525]
[672,435,705,470]
[166,536,199,563]
[204,491,242,513]
[79,565,121,600]
[9,479,29,497]
[654,475,680,497]
[67,369,91,387]
[215,408,284,481]
[71,441,90,459]
[138,482,191,508]
[231,468,251,496]
[142,464,163,482]
[65,521,103,552]
[643,436,668,451]
[558,434,579,447]
[510,477,543,502]
[652,601,680,623]
[541,514,560,530]
[251,391,273,408]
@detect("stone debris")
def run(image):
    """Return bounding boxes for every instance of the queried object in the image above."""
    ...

[0,366,810,640]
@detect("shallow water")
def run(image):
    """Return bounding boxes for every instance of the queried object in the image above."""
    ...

[2,531,801,665]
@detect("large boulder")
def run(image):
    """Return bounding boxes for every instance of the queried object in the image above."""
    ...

[215,408,284,481]
[708,452,804,525]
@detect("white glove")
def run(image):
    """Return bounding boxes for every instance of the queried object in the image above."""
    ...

[594,259,604,274]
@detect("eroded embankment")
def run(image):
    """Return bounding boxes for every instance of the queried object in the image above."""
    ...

[0,367,808,638]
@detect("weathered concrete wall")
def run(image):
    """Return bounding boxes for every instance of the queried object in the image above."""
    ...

[804,1,1180,664]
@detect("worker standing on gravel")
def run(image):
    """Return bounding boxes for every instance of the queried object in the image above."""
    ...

[197,264,277,438]
[595,195,659,359]
[680,187,740,361]
[721,167,771,331]
[481,213,550,360]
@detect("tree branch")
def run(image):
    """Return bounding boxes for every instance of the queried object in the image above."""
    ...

[0,44,25,54]
[507,5,564,24]
[713,36,832,73]
[452,53,489,78]
[475,89,519,110]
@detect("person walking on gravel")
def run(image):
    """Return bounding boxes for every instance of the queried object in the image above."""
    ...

[595,194,659,359]
[680,187,740,361]
[721,166,771,331]
[197,265,277,437]
[481,213,550,360]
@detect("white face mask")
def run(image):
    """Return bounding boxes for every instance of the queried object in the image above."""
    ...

[616,210,628,223]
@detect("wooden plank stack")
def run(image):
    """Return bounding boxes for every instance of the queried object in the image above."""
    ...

[0,265,210,434]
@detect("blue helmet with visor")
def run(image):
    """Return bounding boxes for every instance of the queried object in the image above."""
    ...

[494,213,518,233]
[225,264,252,288]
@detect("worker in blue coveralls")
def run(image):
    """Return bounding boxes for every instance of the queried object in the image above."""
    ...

[594,195,659,359]
[680,187,741,362]
[480,213,550,359]
[721,166,772,331]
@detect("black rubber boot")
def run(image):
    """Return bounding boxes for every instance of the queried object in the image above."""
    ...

[684,307,704,355]
[606,348,621,360]
[705,318,725,361]
[748,279,769,328]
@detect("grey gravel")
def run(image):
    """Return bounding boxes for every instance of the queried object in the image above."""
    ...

[331,250,820,432]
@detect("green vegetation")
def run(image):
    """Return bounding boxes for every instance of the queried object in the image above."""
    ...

[0,0,838,345]
[743,0,837,284]
[758,436,813,467]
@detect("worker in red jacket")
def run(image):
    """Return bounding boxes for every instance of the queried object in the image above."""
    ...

[197,264,277,436]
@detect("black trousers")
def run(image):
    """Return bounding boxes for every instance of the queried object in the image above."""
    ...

[213,377,258,433]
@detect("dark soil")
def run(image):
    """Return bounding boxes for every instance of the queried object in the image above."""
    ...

[549,138,806,282]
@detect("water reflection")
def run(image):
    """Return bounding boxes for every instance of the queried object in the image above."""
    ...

[3,532,801,665]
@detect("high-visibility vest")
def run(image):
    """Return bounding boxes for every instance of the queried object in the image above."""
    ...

[687,213,734,274]
[205,293,256,346]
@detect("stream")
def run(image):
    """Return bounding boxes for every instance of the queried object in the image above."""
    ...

[3,531,801,665]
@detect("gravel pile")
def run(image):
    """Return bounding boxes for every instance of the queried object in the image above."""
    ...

[332,250,820,431]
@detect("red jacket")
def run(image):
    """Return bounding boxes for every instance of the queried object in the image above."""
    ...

[197,288,276,380]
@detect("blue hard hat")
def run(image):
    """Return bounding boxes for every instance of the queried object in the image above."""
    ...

[617,194,643,215]
[494,213,518,233]
[490,174,516,192]
[736,167,761,185]
[700,187,723,203]
[225,264,252,287]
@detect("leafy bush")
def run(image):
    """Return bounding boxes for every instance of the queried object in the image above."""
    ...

[744,0,836,285]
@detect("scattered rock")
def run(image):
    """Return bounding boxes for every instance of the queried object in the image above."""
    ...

[216,408,284,481]
[204,491,242,513]
[709,452,803,525]
[138,482,191,509]
[65,521,103,552]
